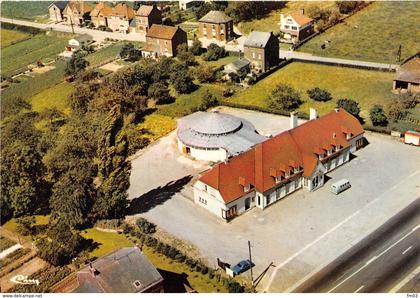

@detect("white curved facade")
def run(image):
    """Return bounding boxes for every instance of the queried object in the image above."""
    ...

[177,111,267,162]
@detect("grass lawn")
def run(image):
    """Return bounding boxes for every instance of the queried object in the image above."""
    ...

[299,2,420,64]
[197,55,238,69]
[81,228,134,259]
[227,62,395,123]
[157,83,226,118]
[30,82,73,116]
[142,246,227,293]
[1,32,69,77]
[138,114,176,142]
[86,41,145,67]
[2,215,50,235]
[237,1,336,35]
[1,29,31,48]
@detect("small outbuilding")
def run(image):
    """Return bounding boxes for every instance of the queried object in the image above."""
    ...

[68,34,93,49]
[404,130,420,146]
[223,58,251,80]
[393,55,420,94]
[177,111,267,162]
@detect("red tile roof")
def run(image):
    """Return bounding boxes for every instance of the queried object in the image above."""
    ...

[146,24,179,39]
[289,11,313,26]
[137,5,155,16]
[199,108,364,204]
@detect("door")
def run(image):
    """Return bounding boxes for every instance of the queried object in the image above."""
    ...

[186,147,191,155]
[245,198,250,210]
[226,205,237,220]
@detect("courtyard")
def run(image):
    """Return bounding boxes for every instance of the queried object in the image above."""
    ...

[127,107,420,291]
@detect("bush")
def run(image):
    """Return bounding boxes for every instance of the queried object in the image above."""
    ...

[135,218,156,234]
[175,253,186,263]
[228,280,245,293]
[208,269,215,279]
[177,44,197,66]
[369,105,388,126]
[190,39,203,56]
[95,219,123,230]
[336,98,360,117]
[201,266,209,275]
[200,90,219,111]
[202,43,226,61]
[193,65,216,83]
[168,247,178,259]
[307,87,332,102]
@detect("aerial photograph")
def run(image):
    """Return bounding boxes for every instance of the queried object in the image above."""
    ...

[0,0,419,296]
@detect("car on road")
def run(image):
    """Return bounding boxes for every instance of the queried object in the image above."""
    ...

[231,260,253,275]
[330,179,351,195]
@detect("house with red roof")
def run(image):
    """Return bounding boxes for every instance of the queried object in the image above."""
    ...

[279,9,314,43]
[131,4,162,34]
[194,108,365,221]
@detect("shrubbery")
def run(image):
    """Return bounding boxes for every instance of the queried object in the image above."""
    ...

[135,218,156,234]
[307,87,332,102]
[202,43,226,61]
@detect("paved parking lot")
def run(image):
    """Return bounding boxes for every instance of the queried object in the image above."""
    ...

[127,108,420,290]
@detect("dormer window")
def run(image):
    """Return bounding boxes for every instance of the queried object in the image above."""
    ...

[294,167,299,173]
[285,171,290,178]
[244,184,251,192]
[346,133,352,140]
[327,149,332,156]
[275,175,282,183]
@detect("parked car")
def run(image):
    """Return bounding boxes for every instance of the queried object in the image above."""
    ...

[231,260,253,275]
[330,179,351,195]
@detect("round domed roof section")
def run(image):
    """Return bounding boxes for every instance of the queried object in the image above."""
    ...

[190,111,242,135]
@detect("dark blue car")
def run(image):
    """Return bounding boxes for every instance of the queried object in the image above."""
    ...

[231,260,253,275]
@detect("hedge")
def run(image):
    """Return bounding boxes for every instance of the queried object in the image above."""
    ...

[1,22,42,35]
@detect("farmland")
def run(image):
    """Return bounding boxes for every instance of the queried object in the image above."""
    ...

[30,82,73,116]
[2,31,70,77]
[86,41,144,67]
[1,29,31,48]
[1,0,50,21]
[299,1,420,64]
[226,62,395,123]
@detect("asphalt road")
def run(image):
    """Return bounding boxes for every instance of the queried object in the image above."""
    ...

[306,207,420,293]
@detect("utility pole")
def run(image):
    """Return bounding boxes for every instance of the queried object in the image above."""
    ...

[248,240,254,289]
[70,17,75,35]
[396,44,402,63]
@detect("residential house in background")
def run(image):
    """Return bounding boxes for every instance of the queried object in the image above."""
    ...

[198,10,234,42]
[393,55,420,94]
[48,1,68,22]
[90,2,112,28]
[280,9,314,43]
[243,31,280,72]
[72,247,164,293]
[106,3,135,33]
[223,58,251,80]
[67,34,93,49]
[194,108,365,221]
[132,5,162,34]
[179,0,196,10]
[63,1,93,25]
[142,25,187,58]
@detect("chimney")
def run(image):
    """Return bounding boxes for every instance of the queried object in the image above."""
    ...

[334,108,340,113]
[300,9,305,15]
[309,108,318,120]
[290,112,298,129]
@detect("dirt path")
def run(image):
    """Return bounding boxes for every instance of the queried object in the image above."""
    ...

[0,257,47,292]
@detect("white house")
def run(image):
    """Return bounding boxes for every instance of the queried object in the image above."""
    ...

[279,9,314,42]
[194,108,365,221]
[68,34,93,49]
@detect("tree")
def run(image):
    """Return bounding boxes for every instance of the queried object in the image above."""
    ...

[65,52,89,77]
[336,1,361,14]
[200,90,219,111]
[50,169,94,227]
[148,82,174,104]
[397,92,419,109]
[190,39,203,56]
[193,65,216,83]
[369,105,388,126]
[387,100,404,122]
[1,96,31,119]
[307,87,332,102]
[267,84,302,111]
[226,1,283,23]
[336,98,360,117]
[69,81,100,114]
[92,106,131,220]
[169,64,196,94]
[15,216,35,236]
[176,44,197,66]
[119,43,140,62]
[202,43,226,61]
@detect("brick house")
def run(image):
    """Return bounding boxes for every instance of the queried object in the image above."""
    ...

[198,10,234,42]
[132,5,162,34]
[63,1,93,25]
[48,1,68,22]
[393,55,420,94]
[142,25,187,58]
[90,2,112,28]
[280,9,314,42]
[194,108,365,221]
[106,3,135,33]
[71,247,164,293]
[243,31,280,73]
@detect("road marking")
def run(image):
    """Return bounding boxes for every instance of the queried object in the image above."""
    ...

[354,285,365,293]
[402,246,413,255]
[327,225,419,293]
[264,170,420,292]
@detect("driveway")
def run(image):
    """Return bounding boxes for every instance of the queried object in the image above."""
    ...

[127,108,420,291]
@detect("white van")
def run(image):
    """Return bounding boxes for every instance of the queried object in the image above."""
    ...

[330,179,351,195]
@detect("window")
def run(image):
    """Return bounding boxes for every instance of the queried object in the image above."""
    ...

[275,176,282,183]
[294,167,299,173]
[204,185,207,192]
[285,171,290,178]
[252,52,255,59]
[292,26,298,30]
[284,25,290,29]
[257,195,261,206]
[258,54,261,60]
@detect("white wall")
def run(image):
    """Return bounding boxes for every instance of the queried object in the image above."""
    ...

[349,135,364,153]
[177,138,227,162]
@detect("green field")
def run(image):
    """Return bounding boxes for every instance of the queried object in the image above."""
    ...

[299,2,420,64]
[237,1,336,35]
[138,114,177,142]
[81,228,134,258]
[1,29,31,48]
[30,82,73,116]
[227,62,395,123]
[2,32,69,77]
[1,1,50,21]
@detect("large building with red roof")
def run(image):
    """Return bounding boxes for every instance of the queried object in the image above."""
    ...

[194,108,365,221]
